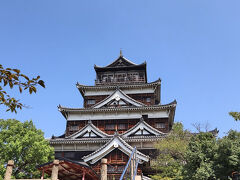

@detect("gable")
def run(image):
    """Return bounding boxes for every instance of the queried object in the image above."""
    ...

[122,118,166,138]
[107,56,136,68]
[92,89,145,108]
[131,129,154,136]
[83,136,149,164]
[79,131,100,138]
[67,121,111,139]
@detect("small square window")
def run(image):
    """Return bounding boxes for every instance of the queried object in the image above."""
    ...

[69,126,79,131]
[118,124,127,130]
[146,97,151,102]
[87,99,96,105]
[105,124,115,130]
[156,122,165,129]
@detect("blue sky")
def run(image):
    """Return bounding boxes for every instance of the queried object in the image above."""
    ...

[0,0,240,137]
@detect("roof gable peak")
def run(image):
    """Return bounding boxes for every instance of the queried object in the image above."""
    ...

[82,135,149,164]
[122,117,167,138]
[66,120,111,139]
[92,88,145,108]
[94,52,146,69]
[107,56,137,68]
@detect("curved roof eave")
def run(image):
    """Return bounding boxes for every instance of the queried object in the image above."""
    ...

[66,121,112,139]
[121,118,167,138]
[76,78,161,90]
[94,55,144,69]
[82,135,149,164]
[59,99,176,112]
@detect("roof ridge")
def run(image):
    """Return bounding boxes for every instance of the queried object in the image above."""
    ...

[94,55,140,69]
[76,79,160,89]
[59,100,176,111]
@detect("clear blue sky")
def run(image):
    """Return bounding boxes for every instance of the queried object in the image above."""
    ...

[0,0,240,137]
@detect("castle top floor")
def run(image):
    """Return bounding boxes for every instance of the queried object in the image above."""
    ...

[94,51,147,86]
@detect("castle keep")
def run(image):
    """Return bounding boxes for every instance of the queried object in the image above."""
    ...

[43,52,177,180]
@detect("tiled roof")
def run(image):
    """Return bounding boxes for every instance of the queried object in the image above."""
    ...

[82,134,149,164]
[58,100,176,113]
[76,79,161,90]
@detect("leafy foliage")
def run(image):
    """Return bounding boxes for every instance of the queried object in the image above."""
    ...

[229,112,240,121]
[0,64,45,113]
[214,130,240,179]
[152,123,240,179]
[0,119,54,179]
[182,133,217,180]
[151,123,191,180]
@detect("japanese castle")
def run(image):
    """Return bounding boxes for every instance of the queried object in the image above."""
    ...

[48,52,177,180]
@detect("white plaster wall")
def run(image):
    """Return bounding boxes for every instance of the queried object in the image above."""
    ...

[67,110,169,121]
[53,145,62,150]
[84,87,155,96]
[63,145,75,150]
[76,144,88,150]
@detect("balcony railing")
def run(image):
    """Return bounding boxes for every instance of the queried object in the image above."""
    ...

[95,77,145,85]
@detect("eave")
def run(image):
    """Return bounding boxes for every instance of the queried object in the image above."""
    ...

[94,63,146,72]
[58,100,176,128]
[94,55,143,69]
[76,79,161,98]
[49,135,166,145]
[58,100,176,119]
[82,135,149,164]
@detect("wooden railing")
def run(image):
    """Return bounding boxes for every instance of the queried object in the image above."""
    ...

[4,159,108,180]
[95,77,145,85]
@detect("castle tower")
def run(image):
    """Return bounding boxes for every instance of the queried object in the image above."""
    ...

[49,53,177,179]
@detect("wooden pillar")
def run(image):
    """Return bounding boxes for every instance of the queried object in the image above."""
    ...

[101,158,107,180]
[51,160,59,180]
[130,158,134,180]
[82,171,85,180]
[4,160,14,180]
[130,152,136,180]
[41,169,45,180]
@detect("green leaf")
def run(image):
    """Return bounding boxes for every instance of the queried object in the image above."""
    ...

[38,80,45,88]
[0,119,54,178]
[29,87,33,94]
[19,86,22,93]
[9,81,13,88]
[32,86,37,93]
[13,69,20,74]
[22,74,29,81]
[3,79,8,86]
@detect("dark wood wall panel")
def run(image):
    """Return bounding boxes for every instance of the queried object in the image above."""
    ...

[66,118,169,136]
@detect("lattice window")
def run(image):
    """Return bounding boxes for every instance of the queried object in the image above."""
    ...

[156,122,166,129]
[146,97,151,102]
[69,126,79,131]
[105,124,115,130]
[87,99,96,105]
[64,152,75,159]
[118,124,127,130]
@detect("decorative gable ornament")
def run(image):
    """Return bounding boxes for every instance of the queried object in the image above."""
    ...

[122,117,166,138]
[66,121,111,139]
[82,135,149,164]
[92,89,145,108]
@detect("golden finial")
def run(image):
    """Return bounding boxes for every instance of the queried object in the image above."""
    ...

[120,49,123,57]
